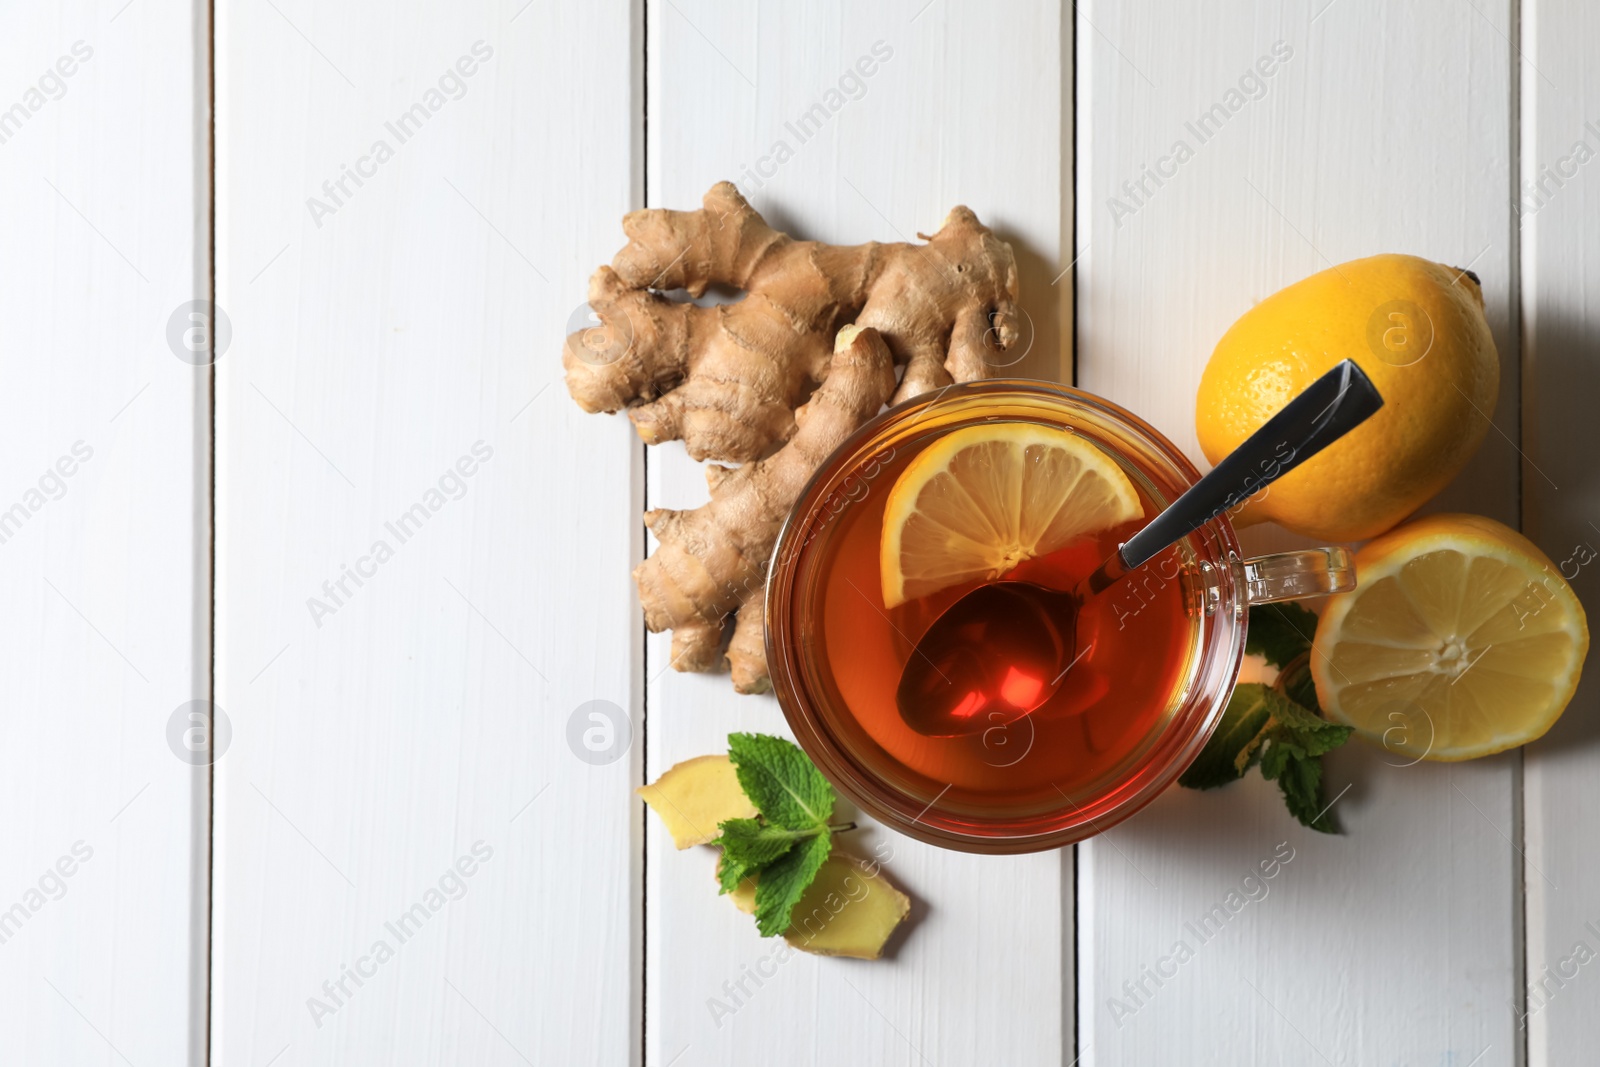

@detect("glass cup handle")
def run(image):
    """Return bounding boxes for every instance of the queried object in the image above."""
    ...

[1240,547,1356,604]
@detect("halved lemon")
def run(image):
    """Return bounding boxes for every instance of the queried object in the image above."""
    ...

[879,423,1143,608]
[1312,513,1589,761]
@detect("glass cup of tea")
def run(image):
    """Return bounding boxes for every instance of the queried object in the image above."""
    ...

[764,379,1355,854]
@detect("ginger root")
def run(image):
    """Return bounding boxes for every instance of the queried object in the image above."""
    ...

[563,180,1020,464]
[635,325,897,692]
[636,755,758,848]
[727,854,910,961]
[565,182,1019,690]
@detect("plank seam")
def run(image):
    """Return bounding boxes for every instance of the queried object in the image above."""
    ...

[201,0,218,1060]
[638,3,651,1066]
[1511,0,1530,1062]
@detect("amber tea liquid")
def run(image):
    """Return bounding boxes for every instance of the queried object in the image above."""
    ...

[800,426,1200,817]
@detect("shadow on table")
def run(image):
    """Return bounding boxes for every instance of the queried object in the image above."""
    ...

[993,224,1068,386]
[1516,308,1600,759]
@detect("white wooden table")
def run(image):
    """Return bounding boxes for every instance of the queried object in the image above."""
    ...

[3,1,1595,1063]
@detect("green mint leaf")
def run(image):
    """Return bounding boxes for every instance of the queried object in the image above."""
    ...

[1179,683,1274,789]
[716,850,757,896]
[713,817,803,894]
[753,830,832,937]
[1257,732,1301,779]
[1260,742,1336,833]
[1256,690,1352,833]
[1268,695,1352,758]
[727,732,835,833]
[1246,603,1319,668]
[1181,680,1352,833]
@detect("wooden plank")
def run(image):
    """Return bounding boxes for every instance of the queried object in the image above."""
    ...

[213,3,642,1064]
[1520,1,1600,1062]
[642,3,1070,1064]
[1074,1,1520,1062]
[0,2,209,1064]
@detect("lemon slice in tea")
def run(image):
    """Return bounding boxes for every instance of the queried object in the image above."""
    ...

[1312,514,1589,761]
[879,423,1143,608]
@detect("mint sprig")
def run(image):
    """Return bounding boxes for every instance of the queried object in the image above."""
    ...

[1181,605,1352,833]
[713,733,855,936]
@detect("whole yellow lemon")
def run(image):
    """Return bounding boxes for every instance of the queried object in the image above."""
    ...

[1195,254,1499,542]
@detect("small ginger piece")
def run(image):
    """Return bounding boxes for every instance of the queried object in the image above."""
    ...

[636,325,897,692]
[563,181,1020,464]
[636,755,758,849]
[726,854,910,960]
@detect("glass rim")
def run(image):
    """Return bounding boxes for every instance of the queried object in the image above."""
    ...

[763,378,1248,855]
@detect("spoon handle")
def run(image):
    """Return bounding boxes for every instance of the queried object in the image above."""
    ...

[1117,359,1384,571]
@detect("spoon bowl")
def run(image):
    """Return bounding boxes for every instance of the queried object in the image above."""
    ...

[895,582,1075,736]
